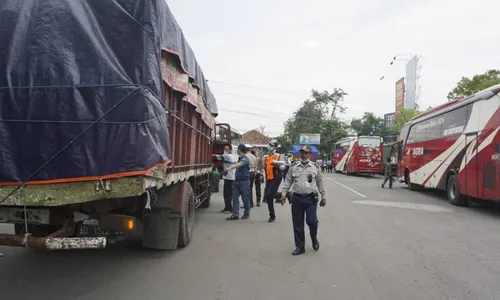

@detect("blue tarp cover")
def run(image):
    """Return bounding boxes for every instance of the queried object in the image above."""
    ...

[0,0,216,183]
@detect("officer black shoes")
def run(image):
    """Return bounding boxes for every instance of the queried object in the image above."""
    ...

[312,238,320,251]
[292,248,306,256]
[226,214,249,220]
[268,216,275,223]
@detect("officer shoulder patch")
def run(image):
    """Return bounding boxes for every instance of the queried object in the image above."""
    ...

[289,162,299,171]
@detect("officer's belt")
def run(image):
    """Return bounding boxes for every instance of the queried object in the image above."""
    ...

[293,192,314,197]
[234,178,249,182]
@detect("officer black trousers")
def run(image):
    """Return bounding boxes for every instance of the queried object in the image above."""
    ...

[223,179,233,211]
[291,194,318,250]
[254,173,262,203]
[249,172,255,206]
[264,177,281,218]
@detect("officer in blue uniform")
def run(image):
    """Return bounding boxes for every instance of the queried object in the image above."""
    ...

[225,144,251,220]
[281,145,327,255]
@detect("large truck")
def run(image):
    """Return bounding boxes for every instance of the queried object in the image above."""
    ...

[0,0,217,250]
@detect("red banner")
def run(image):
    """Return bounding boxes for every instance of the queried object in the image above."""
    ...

[395,78,405,118]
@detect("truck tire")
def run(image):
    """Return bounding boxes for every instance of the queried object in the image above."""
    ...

[200,183,212,208]
[212,180,220,193]
[211,170,221,193]
[447,174,470,207]
[178,182,195,247]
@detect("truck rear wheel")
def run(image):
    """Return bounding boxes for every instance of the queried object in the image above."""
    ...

[447,174,470,207]
[178,182,195,247]
[200,184,211,208]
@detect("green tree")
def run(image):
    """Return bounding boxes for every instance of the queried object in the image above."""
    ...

[447,69,500,100]
[283,88,349,153]
[350,112,393,136]
[274,134,292,151]
[393,108,420,133]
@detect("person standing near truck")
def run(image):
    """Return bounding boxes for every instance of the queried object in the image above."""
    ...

[225,144,251,220]
[217,144,238,213]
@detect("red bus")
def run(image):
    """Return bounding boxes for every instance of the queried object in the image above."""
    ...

[397,84,500,206]
[333,135,383,175]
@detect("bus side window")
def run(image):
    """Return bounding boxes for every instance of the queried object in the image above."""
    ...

[495,144,500,154]
[217,126,229,143]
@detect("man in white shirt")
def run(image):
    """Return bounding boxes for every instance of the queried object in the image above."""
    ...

[217,144,238,213]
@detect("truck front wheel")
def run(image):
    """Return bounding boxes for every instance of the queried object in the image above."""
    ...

[178,182,195,247]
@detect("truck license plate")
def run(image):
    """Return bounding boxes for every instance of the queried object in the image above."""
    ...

[77,225,125,238]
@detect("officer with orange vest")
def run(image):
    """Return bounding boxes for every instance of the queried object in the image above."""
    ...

[263,139,286,223]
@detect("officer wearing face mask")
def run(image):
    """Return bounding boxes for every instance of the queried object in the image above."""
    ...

[281,145,326,256]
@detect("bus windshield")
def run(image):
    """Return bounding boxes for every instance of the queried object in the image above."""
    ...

[357,137,380,148]
[399,124,410,146]
[231,131,243,145]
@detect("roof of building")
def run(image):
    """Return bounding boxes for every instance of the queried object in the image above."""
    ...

[242,130,271,145]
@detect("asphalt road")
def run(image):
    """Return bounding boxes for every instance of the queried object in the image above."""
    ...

[2,172,500,300]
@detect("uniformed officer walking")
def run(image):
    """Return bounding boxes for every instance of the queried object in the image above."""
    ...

[281,145,326,256]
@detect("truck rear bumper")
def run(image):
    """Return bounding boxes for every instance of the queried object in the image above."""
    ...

[0,234,106,250]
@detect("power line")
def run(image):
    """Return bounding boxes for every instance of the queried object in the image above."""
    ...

[218,103,290,118]
[213,90,303,105]
[218,108,290,120]
[208,80,308,94]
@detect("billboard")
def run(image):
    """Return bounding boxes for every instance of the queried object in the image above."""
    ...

[405,56,418,109]
[299,133,321,145]
[395,77,405,118]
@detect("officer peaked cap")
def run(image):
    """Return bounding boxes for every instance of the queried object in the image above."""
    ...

[299,145,312,153]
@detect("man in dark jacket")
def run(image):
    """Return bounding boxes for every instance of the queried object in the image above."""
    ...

[381,157,394,189]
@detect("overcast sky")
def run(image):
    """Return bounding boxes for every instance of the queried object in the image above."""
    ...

[167,0,500,137]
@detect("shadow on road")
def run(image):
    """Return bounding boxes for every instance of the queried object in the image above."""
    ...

[402,186,500,219]
[0,231,182,298]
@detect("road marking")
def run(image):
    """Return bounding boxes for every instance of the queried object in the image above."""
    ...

[352,200,454,212]
[326,178,366,198]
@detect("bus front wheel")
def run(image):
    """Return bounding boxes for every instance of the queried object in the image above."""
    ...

[447,174,470,207]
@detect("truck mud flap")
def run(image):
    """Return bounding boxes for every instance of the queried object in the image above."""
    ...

[141,209,180,250]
